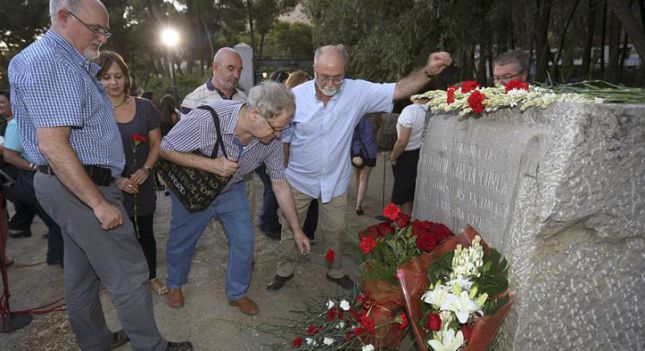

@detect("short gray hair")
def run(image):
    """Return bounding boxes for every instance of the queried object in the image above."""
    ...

[494,49,529,73]
[50,0,81,23]
[247,81,295,120]
[213,47,241,65]
[313,44,348,68]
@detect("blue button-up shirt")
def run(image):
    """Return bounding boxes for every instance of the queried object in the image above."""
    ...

[8,30,125,177]
[285,79,395,203]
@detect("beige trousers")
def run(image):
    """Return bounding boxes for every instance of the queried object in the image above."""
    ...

[276,185,347,279]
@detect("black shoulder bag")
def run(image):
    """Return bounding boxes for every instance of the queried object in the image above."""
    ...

[156,105,231,213]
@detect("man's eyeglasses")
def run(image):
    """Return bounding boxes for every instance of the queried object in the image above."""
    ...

[67,11,112,39]
[493,72,521,84]
[266,118,290,133]
[316,74,344,84]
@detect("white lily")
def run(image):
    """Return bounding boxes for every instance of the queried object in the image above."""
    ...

[326,300,335,309]
[339,300,350,311]
[362,345,375,351]
[323,337,334,345]
[336,320,345,329]
[422,284,451,309]
[441,291,481,324]
[428,329,465,351]
[305,337,317,346]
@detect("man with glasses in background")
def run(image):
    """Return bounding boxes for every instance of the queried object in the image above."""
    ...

[8,0,192,349]
[267,44,453,291]
[493,49,530,85]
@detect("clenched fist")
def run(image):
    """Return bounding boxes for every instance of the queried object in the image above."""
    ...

[424,51,453,77]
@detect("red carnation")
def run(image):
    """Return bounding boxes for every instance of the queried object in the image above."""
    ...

[397,312,408,330]
[377,221,395,236]
[447,86,456,104]
[415,231,439,252]
[325,248,335,264]
[467,90,486,114]
[395,212,410,228]
[359,236,377,255]
[427,313,441,331]
[292,336,303,348]
[306,325,320,335]
[461,323,473,341]
[132,133,147,143]
[360,315,375,333]
[383,203,401,221]
[504,79,529,93]
[326,308,338,322]
[460,80,480,93]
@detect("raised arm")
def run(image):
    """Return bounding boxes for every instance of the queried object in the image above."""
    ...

[393,51,452,100]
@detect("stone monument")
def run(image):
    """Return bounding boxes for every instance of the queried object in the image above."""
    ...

[234,43,254,94]
[414,102,645,350]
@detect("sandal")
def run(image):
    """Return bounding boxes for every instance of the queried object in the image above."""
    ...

[150,278,168,295]
[355,206,364,216]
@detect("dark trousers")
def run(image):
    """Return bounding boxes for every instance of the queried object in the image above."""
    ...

[130,214,157,280]
[8,201,36,232]
[35,173,166,351]
[257,165,318,239]
[13,170,63,263]
[256,165,281,233]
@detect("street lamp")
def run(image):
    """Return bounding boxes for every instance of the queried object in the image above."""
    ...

[160,27,180,99]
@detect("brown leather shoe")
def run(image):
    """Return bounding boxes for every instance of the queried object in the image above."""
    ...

[228,296,258,315]
[166,288,184,308]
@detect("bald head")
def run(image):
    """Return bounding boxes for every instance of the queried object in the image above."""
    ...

[211,47,243,96]
[50,0,106,25]
[213,47,242,65]
[314,45,347,73]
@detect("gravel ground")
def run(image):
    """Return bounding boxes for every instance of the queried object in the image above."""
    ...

[0,155,395,351]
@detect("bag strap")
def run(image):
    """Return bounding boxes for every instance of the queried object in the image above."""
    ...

[197,105,229,159]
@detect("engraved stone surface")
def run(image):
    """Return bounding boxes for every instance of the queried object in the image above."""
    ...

[414,102,645,350]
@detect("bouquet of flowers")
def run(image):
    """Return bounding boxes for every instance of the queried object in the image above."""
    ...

[412,79,593,116]
[286,294,405,350]
[358,204,454,348]
[399,226,513,351]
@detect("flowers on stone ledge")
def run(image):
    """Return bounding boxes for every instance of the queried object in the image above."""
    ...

[413,79,593,116]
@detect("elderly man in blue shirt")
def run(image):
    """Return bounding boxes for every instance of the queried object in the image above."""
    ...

[8,0,191,350]
[267,44,452,291]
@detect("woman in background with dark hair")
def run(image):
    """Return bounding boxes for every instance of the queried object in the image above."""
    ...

[158,95,180,137]
[95,51,166,295]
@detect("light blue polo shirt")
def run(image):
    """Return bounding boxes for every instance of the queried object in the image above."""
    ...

[285,79,395,203]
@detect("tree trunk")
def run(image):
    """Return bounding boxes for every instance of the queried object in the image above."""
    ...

[247,0,256,55]
[534,0,553,83]
[607,0,645,61]
[582,0,598,79]
[552,0,581,81]
[604,12,621,82]
[600,1,608,76]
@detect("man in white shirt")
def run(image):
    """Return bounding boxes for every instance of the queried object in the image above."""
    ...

[267,45,452,290]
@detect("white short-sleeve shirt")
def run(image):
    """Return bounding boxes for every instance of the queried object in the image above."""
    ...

[396,103,428,151]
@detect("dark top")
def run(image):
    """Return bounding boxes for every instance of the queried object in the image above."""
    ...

[117,98,161,217]
[351,114,378,160]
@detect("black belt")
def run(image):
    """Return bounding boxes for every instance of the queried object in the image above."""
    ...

[37,165,116,187]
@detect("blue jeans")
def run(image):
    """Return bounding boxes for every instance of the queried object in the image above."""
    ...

[166,182,254,300]
[256,165,281,233]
